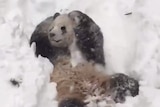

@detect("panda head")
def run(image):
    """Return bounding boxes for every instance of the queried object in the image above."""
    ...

[48,13,75,48]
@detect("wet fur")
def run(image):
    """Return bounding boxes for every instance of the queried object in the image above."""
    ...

[50,57,139,106]
[50,57,110,103]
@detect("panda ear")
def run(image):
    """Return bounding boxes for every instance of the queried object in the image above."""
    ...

[53,12,60,19]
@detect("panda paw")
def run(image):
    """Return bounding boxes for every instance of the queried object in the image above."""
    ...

[59,98,86,107]
[109,73,139,103]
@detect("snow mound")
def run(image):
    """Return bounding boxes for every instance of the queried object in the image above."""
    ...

[0,13,57,107]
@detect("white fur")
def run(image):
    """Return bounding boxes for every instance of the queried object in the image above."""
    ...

[69,38,106,71]
[69,38,86,67]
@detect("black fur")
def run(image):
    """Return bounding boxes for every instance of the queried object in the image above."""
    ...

[69,10,105,66]
[30,14,70,64]
[59,98,85,107]
[109,73,139,103]
[53,12,60,19]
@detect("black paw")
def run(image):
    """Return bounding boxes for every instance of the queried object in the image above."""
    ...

[59,98,85,107]
[110,73,139,103]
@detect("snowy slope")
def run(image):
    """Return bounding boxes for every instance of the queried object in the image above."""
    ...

[0,0,160,107]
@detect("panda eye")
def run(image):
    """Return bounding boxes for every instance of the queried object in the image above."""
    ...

[61,26,66,31]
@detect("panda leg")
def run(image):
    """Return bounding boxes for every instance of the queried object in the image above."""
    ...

[109,73,139,103]
[59,98,86,107]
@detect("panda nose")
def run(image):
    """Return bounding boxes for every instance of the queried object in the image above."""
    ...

[49,33,55,38]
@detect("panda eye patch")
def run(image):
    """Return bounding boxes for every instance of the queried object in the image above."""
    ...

[61,26,66,34]
[61,26,66,31]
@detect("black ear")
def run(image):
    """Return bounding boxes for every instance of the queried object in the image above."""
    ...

[53,12,60,19]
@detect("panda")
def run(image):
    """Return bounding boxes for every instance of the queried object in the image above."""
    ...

[30,11,105,67]
[50,57,139,107]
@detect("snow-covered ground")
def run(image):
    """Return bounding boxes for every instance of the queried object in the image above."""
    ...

[0,0,160,107]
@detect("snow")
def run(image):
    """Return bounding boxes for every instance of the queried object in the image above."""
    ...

[0,0,160,107]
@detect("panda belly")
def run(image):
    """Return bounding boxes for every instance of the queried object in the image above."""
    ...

[69,39,87,67]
